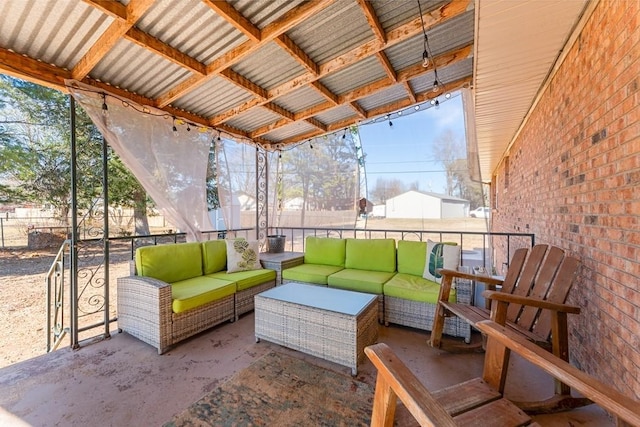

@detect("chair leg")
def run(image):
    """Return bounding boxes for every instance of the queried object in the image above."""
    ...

[513,311,593,414]
[429,303,446,348]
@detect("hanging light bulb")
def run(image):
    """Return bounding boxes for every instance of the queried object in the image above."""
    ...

[432,79,439,93]
[388,120,393,127]
[172,117,178,137]
[414,105,420,111]
[186,123,191,132]
[445,92,451,99]
[422,49,430,68]
[434,99,440,109]
[101,93,108,116]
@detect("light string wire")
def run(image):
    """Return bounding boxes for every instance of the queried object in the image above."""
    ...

[65,78,458,155]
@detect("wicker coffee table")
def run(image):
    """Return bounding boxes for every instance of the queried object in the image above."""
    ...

[254,282,379,375]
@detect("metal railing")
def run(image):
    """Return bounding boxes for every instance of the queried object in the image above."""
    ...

[267,227,535,274]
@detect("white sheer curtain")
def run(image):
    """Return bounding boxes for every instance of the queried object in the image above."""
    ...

[215,138,257,233]
[66,80,214,241]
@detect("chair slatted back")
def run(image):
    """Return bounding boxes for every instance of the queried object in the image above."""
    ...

[500,244,580,342]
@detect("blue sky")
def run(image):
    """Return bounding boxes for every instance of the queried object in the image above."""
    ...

[357,94,466,194]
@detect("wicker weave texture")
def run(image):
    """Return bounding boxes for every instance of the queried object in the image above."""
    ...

[384,296,470,341]
[235,280,276,319]
[117,276,173,353]
[171,295,235,343]
[255,293,379,374]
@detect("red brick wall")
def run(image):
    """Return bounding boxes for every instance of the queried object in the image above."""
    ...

[491,1,640,398]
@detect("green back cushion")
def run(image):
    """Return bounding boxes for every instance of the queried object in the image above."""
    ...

[135,242,202,283]
[201,240,227,274]
[345,238,396,272]
[304,237,346,267]
[397,240,427,276]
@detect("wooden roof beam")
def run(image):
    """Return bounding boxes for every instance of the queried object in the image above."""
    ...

[210,0,470,126]
[249,44,472,140]
[402,81,417,103]
[220,69,268,100]
[263,103,295,121]
[0,48,70,91]
[156,0,334,108]
[305,118,327,132]
[202,0,261,42]
[275,35,318,75]
[82,0,127,20]
[309,81,339,105]
[319,0,470,76]
[124,27,206,75]
[72,0,156,80]
[376,51,397,82]
[356,0,386,44]
[350,101,368,119]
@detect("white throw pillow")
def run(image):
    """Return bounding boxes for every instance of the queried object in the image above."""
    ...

[225,239,262,273]
[422,240,460,283]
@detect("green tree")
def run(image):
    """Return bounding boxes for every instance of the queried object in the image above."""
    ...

[0,75,151,234]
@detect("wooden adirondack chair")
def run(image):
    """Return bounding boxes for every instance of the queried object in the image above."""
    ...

[429,244,587,413]
[366,325,640,426]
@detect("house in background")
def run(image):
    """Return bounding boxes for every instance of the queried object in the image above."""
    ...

[385,190,468,219]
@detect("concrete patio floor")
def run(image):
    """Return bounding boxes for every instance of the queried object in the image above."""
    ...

[0,313,613,426]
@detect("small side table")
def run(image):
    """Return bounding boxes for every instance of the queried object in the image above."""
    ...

[259,252,304,285]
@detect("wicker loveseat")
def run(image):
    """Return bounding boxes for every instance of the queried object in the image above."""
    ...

[117,240,276,354]
[282,237,471,341]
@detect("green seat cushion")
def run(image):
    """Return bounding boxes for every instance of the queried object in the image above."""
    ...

[282,264,344,285]
[201,240,227,274]
[344,238,396,272]
[207,269,276,291]
[171,276,236,313]
[304,237,346,267]
[136,242,203,283]
[383,273,456,304]
[327,269,395,294]
[397,240,427,276]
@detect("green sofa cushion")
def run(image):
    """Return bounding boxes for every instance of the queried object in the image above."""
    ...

[207,269,276,291]
[171,276,236,313]
[282,264,344,285]
[397,240,427,276]
[344,238,396,272]
[383,273,456,304]
[304,237,346,267]
[201,240,227,274]
[327,269,395,294]
[136,242,203,283]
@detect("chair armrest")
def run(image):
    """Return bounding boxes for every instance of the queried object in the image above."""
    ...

[365,343,457,427]
[117,275,174,353]
[482,290,581,314]
[438,268,504,286]
[476,321,640,426]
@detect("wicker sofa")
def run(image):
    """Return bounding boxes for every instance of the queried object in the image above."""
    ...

[117,239,276,354]
[282,237,471,341]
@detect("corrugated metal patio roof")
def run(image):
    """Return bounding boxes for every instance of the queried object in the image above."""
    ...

[0,0,591,181]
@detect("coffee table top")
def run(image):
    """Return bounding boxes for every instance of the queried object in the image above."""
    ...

[256,282,377,316]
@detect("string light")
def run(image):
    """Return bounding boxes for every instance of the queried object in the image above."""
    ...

[172,117,178,136]
[101,93,108,116]
[418,0,430,69]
